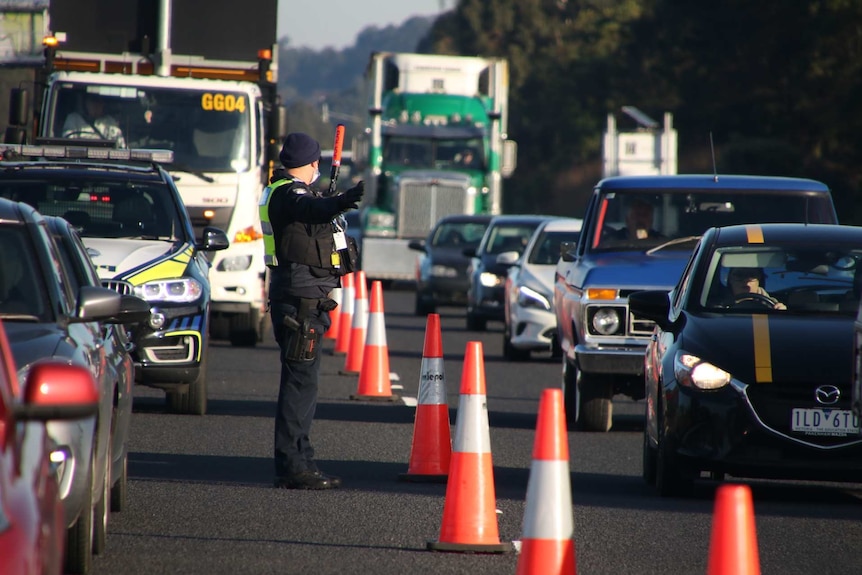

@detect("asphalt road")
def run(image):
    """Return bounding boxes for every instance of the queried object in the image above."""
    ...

[91,287,862,575]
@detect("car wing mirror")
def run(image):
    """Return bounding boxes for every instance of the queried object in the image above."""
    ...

[560,241,577,262]
[628,289,673,331]
[408,239,426,252]
[462,246,477,258]
[198,226,230,252]
[105,294,151,325]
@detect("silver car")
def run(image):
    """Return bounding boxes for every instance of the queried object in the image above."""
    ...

[503,217,582,360]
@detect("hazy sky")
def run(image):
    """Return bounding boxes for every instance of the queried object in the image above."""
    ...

[278,0,447,50]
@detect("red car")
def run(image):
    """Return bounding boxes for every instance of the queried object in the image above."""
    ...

[0,319,100,575]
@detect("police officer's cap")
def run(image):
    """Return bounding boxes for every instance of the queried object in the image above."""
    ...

[279,132,321,168]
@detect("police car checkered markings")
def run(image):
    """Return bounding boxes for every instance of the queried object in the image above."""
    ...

[791,408,860,436]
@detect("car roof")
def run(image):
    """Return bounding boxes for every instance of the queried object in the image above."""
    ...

[596,174,830,193]
[711,223,862,246]
[539,217,583,232]
[488,214,551,225]
[0,160,167,182]
[435,214,494,225]
[0,196,24,221]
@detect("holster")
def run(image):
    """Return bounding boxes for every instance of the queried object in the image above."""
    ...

[281,299,322,363]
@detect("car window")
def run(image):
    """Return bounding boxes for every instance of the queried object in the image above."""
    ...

[431,222,489,248]
[698,245,862,314]
[484,224,541,256]
[590,191,835,251]
[0,178,180,240]
[528,230,581,265]
[0,226,50,319]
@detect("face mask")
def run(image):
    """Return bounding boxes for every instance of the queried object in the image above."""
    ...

[309,168,320,185]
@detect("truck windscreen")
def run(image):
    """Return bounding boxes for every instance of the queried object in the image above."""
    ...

[45,84,252,173]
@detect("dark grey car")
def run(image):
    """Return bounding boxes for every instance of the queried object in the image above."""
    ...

[409,214,493,315]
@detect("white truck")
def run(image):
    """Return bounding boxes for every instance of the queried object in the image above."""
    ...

[353,52,517,282]
[30,0,284,346]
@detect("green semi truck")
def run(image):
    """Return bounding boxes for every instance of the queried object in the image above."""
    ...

[352,51,517,282]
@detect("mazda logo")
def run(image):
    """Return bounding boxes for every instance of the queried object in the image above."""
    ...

[815,385,841,405]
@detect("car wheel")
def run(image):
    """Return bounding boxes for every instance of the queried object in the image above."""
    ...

[167,348,208,415]
[229,310,259,347]
[503,324,529,361]
[562,356,579,429]
[655,410,694,497]
[466,312,486,331]
[92,454,109,555]
[577,371,613,432]
[110,452,127,512]
[65,456,94,574]
[551,336,563,359]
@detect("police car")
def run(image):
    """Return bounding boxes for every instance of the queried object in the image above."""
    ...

[0,142,229,414]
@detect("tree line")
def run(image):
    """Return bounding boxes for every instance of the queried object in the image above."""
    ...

[281,1,862,223]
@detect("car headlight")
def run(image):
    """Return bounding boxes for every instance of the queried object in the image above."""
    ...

[592,307,621,335]
[217,255,253,272]
[431,265,458,278]
[674,351,731,390]
[517,285,551,310]
[479,272,503,287]
[134,278,203,303]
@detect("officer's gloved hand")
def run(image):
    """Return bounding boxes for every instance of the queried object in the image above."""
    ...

[338,181,364,210]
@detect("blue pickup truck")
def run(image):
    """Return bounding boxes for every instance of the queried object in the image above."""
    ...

[553,174,839,431]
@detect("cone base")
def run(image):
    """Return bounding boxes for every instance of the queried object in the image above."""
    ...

[397,473,447,483]
[332,351,347,356]
[427,540,511,554]
[350,394,401,402]
[339,369,360,375]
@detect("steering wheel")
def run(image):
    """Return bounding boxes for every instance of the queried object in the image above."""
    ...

[733,293,778,309]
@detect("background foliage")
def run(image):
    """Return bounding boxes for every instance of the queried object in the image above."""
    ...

[279,0,862,223]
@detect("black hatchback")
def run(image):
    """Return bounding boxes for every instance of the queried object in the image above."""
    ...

[409,214,493,315]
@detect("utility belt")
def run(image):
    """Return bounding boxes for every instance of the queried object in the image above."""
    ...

[281,297,338,363]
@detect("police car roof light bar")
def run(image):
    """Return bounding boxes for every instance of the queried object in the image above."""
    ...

[0,143,174,164]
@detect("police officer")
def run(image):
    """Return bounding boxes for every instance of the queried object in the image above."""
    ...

[260,132,363,490]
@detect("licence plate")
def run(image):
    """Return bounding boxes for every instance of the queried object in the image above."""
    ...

[791,408,860,435]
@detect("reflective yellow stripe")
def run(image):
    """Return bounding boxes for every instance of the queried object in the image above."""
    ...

[752,314,772,383]
[745,225,764,244]
[126,245,193,285]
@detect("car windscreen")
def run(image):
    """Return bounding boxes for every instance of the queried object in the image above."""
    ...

[697,245,862,315]
[482,223,542,256]
[0,178,182,240]
[431,221,489,248]
[589,190,836,252]
[528,230,581,265]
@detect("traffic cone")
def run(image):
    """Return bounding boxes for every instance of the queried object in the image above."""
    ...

[324,286,342,341]
[333,272,354,355]
[399,313,451,482]
[350,281,399,402]
[707,484,761,575]
[427,341,510,554]
[340,270,368,374]
[516,388,575,575]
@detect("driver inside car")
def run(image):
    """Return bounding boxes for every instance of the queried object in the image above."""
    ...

[725,267,787,310]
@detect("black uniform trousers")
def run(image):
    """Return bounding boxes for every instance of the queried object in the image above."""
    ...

[270,299,332,477]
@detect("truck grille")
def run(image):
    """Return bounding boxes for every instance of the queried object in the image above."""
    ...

[397,180,469,237]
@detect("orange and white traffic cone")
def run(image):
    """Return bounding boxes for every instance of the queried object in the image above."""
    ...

[516,388,576,575]
[340,270,368,375]
[707,484,761,575]
[333,272,354,356]
[427,341,510,554]
[399,313,451,482]
[351,281,399,402]
[324,285,342,341]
